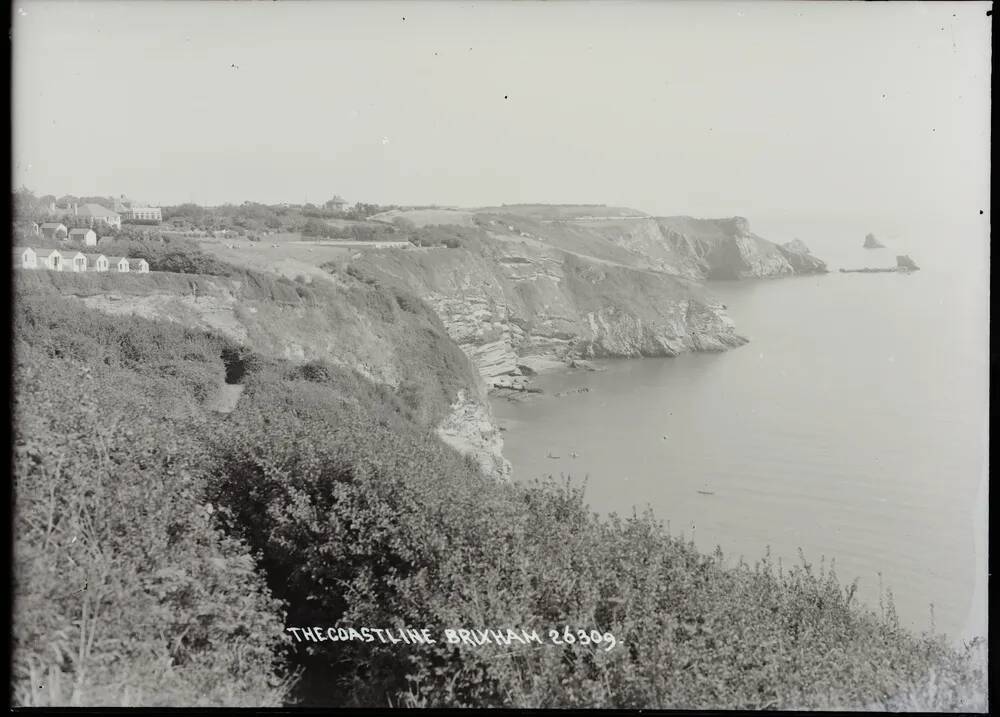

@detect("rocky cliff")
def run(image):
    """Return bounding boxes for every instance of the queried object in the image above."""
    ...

[338,230,748,382]
[439,211,828,281]
[639,216,827,279]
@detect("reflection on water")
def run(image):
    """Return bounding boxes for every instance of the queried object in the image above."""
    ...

[492,232,988,643]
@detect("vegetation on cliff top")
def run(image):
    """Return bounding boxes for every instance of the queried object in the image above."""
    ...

[11,280,985,709]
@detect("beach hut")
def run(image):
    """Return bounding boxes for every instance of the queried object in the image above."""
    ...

[108,256,130,272]
[59,249,88,272]
[13,246,37,269]
[68,227,98,246]
[40,248,64,270]
[84,253,110,272]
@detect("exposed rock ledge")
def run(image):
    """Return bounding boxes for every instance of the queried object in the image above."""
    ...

[347,236,749,384]
[436,389,512,480]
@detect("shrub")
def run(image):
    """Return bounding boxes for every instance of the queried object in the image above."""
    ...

[12,274,986,710]
[11,348,293,706]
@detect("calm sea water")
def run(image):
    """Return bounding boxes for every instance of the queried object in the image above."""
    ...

[492,218,989,643]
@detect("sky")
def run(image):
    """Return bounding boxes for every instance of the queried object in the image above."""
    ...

[11,1,992,229]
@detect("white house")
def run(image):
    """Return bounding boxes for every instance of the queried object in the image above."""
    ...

[59,249,88,272]
[40,248,64,270]
[13,246,37,269]
[128,257,150,273]
[68,228,98,246]
[40,222,68,240]
[84,253,109,272]
[108,256,130,272]
[122,206,163,224]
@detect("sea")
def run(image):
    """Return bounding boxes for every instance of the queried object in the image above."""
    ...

[491,215,989,644]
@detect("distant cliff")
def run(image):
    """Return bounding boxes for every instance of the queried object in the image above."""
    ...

[575,215,828,280]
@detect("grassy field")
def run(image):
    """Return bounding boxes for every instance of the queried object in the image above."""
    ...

[195,236,354,281]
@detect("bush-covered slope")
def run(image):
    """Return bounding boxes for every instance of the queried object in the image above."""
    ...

[11,288,986,709]
[15,265,505,476]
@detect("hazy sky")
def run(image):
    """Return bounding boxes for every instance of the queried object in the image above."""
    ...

[12,1,991,226]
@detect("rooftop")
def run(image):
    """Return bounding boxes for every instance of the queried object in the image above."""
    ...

[76,203,120,218]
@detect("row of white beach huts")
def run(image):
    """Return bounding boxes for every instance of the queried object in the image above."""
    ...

[14,246,150,273]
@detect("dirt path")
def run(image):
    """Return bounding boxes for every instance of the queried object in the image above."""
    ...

[205,383,245,414]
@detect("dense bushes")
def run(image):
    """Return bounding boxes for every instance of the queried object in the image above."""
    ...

[12,339,292,705]
[102,238,236,276]
[11,288,987,709]
[207,381,988,708]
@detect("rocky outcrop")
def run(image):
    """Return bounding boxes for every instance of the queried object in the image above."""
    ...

[782,238,812,255]
[777,238,828,275]
[436,389,512,480]
[896,255,920,271]
[343,232,748,382]
[653,216,827,279]
[864,233,886,249]
[560,214,828,280]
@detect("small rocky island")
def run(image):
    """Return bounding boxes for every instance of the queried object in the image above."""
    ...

[840,255,920,274]
[863,232,886,249]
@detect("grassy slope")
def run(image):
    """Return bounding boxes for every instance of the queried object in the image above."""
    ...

[11,278,986,709]
[15,266,480,427]
[474,204,649,220]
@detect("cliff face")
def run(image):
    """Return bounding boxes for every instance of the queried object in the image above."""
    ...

[19,269,511,481]
[651,216,827,279]
[473,212,828,281]
[341,231,748,381]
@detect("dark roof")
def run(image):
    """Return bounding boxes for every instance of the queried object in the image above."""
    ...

[40,222,66,229]
[68,227,94,235]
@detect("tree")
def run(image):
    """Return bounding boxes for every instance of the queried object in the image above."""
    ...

[13,187,40,222]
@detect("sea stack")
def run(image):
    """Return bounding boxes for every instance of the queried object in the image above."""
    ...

[896,255,920,272]
[863,233,886,249]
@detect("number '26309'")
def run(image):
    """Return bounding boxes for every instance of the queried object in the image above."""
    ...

[549,627,617,651]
